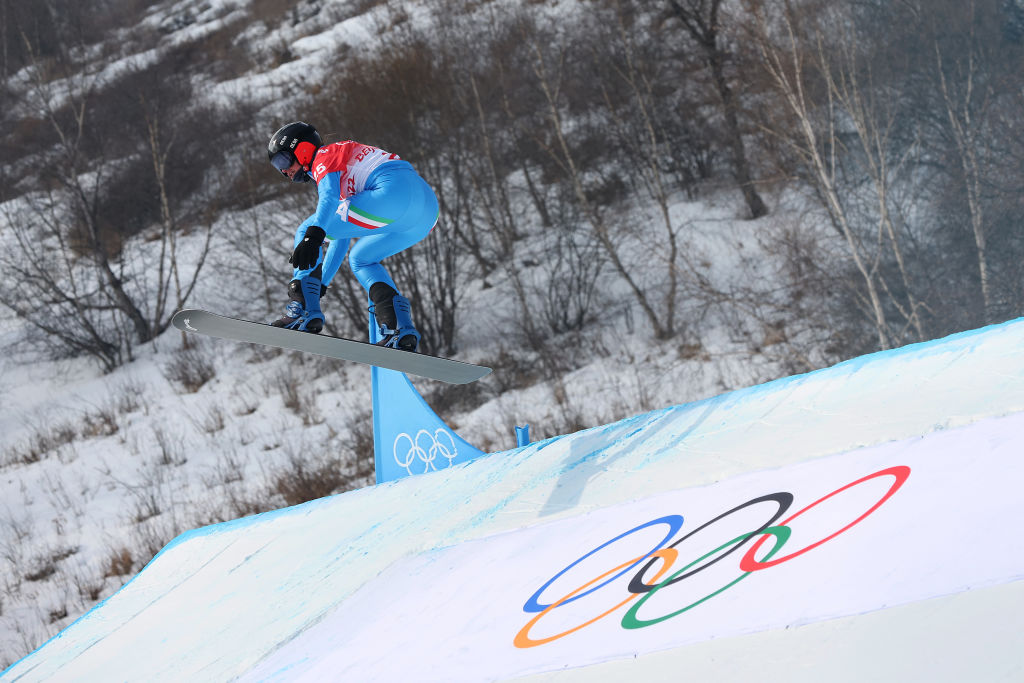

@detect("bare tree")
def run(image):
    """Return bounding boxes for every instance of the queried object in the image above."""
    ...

[134,82,214,337]
[744,1,919,349]
[0,38,139,369]
[845,0,1024,329]
[928,2,996,320]
[523,32,677,339]
[665,0,769,218]
[0,30,213,369]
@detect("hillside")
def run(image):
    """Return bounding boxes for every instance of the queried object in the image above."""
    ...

[4,0,1024,670]
[4,317,1024,680]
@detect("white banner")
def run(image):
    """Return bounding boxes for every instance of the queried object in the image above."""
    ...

[246,412,1024,682]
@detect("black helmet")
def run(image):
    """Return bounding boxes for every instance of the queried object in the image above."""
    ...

[268,122,323,182]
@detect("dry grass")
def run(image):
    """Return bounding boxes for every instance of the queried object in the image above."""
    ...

[164,345,217,393]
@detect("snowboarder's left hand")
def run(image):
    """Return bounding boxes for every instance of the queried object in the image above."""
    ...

[290,225,326,270]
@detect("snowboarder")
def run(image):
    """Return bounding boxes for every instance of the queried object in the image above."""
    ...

[266,121,438,352]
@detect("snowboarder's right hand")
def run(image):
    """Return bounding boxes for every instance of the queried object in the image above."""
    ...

[289,225,326,270]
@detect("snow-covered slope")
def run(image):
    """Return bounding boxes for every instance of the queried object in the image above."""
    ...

[4,318,1023,681]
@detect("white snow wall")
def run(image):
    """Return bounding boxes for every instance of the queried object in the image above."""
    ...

[4,321,1024,682]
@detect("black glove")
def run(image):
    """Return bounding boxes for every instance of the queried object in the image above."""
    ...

[289,225,326,270]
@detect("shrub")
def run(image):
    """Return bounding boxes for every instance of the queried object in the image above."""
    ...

[164,345,216,393]
[275,367,323,425]
[269,450,348,507]
[104,548,133,578]
[2,419,78,466]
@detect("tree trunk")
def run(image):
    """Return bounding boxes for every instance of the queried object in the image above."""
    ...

[667,0,769,219]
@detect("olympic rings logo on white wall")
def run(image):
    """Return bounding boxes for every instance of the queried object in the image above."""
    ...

[393,429,459,474]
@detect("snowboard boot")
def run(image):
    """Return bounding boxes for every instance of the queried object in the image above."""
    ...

[270,273,325,333]
[369,282,421,352]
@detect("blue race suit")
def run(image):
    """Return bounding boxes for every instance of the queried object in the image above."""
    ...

[290,141,439,292]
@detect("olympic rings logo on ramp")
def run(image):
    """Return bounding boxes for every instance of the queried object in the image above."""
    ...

[393,428,459,475]
[514,465,911,648]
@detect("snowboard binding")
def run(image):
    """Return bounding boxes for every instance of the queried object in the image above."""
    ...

[271,275,324,334]
[369,283,420,352]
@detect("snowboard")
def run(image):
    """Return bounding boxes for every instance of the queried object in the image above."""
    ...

[171,309,491,384]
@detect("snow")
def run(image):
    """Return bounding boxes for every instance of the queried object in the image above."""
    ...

[2,0,1022,677]
[0,169,978,669]
[3,315,1024,680]
[515,581,1024,682]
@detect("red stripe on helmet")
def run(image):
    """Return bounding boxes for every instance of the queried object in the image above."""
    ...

[295,141,317,166]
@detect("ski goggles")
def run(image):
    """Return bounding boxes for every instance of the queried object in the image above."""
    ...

[271,151,310,183]
[270,151,295,172]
